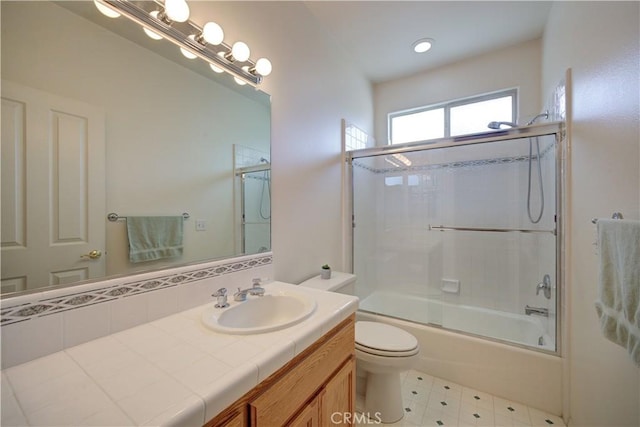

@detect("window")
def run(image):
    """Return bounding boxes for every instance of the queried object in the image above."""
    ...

[388,89,517,145]
[344,121,372,151]
[390,108,444,144]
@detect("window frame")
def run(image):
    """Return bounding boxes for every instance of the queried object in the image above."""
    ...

[387,88,518,145]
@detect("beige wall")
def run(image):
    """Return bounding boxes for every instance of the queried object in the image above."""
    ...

[188,2,375,283]
[374,38,542,145]
[542,2,640,426]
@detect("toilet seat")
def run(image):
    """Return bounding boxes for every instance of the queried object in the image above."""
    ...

[355,321,419,357]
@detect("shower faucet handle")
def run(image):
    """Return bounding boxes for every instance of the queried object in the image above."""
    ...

[536,274,552,300]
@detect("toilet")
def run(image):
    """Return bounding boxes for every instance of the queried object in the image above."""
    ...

[299,272,419,424]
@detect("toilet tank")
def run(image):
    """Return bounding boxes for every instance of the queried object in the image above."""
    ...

[299,272,356,295]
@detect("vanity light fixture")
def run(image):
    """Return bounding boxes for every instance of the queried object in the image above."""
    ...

[94,0,272,86]
[209,53,225,73]
[199,22,224,45]
[384,154,412,168]
[143,11,163,40]
[162,0,189,23]
[253,58,273,77]
[228,41,251,62]
[412,38,434,53]
[93,0,120,18]
[180,35,198,59]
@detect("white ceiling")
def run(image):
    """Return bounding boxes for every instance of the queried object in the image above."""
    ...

[304,1,553,84]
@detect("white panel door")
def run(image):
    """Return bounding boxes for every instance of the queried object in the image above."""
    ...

[1,80,106,293]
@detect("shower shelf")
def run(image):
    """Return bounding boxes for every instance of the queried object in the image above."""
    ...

[428,225,556,235]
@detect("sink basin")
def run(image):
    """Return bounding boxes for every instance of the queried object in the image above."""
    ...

[201,291,317,334]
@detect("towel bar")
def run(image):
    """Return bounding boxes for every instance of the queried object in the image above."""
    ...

[107,212,190,222]
[428,224,556,234]
[591,212,624,224]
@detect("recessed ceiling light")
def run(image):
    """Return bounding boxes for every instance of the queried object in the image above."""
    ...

[412,38,434,53]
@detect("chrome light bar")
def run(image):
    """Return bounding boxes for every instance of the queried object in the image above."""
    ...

[98,0,263,86]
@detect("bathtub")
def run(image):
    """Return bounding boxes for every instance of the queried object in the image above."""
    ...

[357,291,562,416]
[359,291,554,351]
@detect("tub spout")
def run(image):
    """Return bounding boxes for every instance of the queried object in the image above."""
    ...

[525,305,548,317]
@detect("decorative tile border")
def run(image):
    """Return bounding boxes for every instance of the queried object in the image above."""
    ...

[0,255,272,326]
[353,140,556,175]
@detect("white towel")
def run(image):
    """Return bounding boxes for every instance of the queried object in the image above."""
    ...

[595,219,640,367]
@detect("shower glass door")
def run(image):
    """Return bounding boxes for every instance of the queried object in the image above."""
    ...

[351,129,561,352]
[240,168,271,254]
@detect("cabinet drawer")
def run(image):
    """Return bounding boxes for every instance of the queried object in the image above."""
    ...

[250,319,355,426]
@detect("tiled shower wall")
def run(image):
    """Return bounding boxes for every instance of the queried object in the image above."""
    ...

[0,253,273,369]
[353,135,558,326]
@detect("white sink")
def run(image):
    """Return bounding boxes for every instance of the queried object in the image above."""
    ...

[201,291,317,334]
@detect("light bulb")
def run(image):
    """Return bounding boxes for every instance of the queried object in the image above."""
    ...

[234,77,248,86]
[254,58,272,76]
[143,11,163,40]
[180,35,198,59]
[209,63,224,73]
[209,52,226,73]
[231,41,250,62]
[164,0,189,23]
[202,22,224,45]
[94,0,120,18]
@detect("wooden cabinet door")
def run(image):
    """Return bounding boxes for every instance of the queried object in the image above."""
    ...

[223,411,247,427]
[250,321,354,426]
[205,405,248,427]
[287,396,319,427]
[320,356,356,427]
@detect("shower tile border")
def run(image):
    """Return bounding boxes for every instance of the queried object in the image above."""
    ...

[0,254,272,326]
[352,140,556,175]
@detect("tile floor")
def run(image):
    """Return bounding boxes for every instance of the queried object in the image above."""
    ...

[356,370,565,427]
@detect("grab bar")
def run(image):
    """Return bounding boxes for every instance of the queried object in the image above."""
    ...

[428,224,556,235]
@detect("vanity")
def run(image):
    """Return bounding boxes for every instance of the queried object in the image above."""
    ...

[208,315,355,427]
[1,280,358,426]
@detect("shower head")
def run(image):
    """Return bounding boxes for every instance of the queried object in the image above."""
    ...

[487,121,518,130]
[259,157,270,164]
[526,111,549,126]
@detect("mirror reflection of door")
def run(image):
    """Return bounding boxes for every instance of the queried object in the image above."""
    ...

[1,81,106,293]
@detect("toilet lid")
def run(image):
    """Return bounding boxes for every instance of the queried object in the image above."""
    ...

[355,321,418,356]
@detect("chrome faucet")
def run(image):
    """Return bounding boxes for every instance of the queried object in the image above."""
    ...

[234,278,266,301]
[525,305,549,317]
[212,288,229,308]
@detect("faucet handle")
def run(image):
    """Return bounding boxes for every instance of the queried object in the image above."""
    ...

[212,288,229,308]
[252,278,262,288]
[234,287,247,302]
[536,274,552,299]
[212,288,227,297]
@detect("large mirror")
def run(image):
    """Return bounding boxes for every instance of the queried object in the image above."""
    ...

[1,1,271,296]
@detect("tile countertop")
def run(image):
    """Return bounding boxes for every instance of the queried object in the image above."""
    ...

[1,281,359,427]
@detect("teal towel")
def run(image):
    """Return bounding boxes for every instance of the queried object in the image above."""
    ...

[595,219,640,367]
[126,216,184,263]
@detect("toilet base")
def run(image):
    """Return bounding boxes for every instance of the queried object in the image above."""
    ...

[364,371,404,424]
